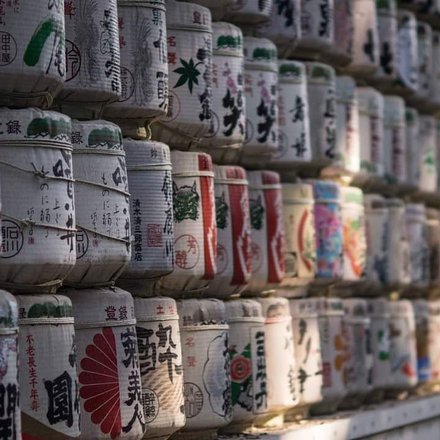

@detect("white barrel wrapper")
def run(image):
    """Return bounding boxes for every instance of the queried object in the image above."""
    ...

[241,37,278,165]
[60,0,121,106]
[133,296,185,440]
[413,22,433,104]
[207,166,252,298]
[419,115,438,192]
[225,299,268,427]
[160,151,217,295]
[357,87,385,178]
[428,301,440,383]
[0,108,76,289]
[104,0,168,121]
[119,140,174,291]
[246,171,285,294]
[152,1,212,149]
[66,287,145,440]
[0,291,20,440]
[223,0,273,24]
[305,62,337,163]
[406,107,420,187]
[177,299,232,433]
[430,31,440,109]
[0,0,66,108]
[190,0,235,21]
[66,120,131,286]
[310,298,347,415]
[335,76,361,173]
[17,294,80,440]
[427,209,440,285]
[271,61,312,168]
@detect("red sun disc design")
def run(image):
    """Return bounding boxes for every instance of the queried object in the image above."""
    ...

[230,355,252,382]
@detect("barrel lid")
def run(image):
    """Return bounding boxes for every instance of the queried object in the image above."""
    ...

[212,22,243,57]
[282,183,314,204]
[398,8,416,24]
[364,194,387,210]
[357,87,384,115]
[340,186,364,206]
[118,0,165,7]
[171,150,214,177]
[343,298,369,318]
[133,296,178,321]
[377,0,396,15]
[16,295,73,321]
[256,296,290,319]
[305,62,335,85]
[64,287,135,326]
[389,299,415,317]
[124,139,171,170]
[308,180,341,203]
[166,0,212,32]
[384,96,405,125]
[214,165,247,184]
[247,170,281,190]
[406,203,426,219]
[225,299,264,320]
[289,298,317,318]
[72,120,123,152]
[177,298,226,326]
[336,76,356,103]
[0,107,71,146]
[278,60,306,83]
[0,290,18,330]
[387,198,405,209]
[310,297,344,316]
[243,37,278,72]
[366,298,391,318]
[405,107,419,125]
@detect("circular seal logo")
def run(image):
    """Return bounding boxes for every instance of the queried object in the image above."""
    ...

[174,234,200,270]
[0,32,17,67]
[118,66,135,102]
[244,118,253,144]
[183,382,203,418]
[204,111,220,138]
[0,220,23,258]
[216,244,228,275]
[75,228,89,259]
[230,355,252,382]
[142,388,159,423]
[274,130,288,160]
[163,90,181,122]
[65,39,81,82]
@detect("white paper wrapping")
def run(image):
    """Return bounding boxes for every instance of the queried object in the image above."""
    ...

[246,171,285,294]
[0,108,76,290]
[207,166,251,298]
[0,291,20,440]
[66,287,145,440]
[160,151,217,295]
[430,31,440,109]
[152,0,212,149]
[428,301,440,383]
[419,115,438,192]
[60,0,121,106]
[0,0,66,108]
[427,209,440,286]
[405,107,420,187]
[133,296,185,440]
[271,61,312,168]
[66,120,131,287]
[414,22,433,103]
[223,0,273,24]
[104,0,168,121]
[17,294,80,440]
[177,299,232,432]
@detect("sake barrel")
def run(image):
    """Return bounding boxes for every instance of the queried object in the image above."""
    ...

[305,62,337,164]
[66,287,145,440]
[0,108,76,290]
[366,298,391,394]
[395,10,419,94]
[345,0,379,77]
[206,166,252,298]
[364,195,389,285]
[294,0,334,58]
[428,300,440,383]
[160,151,216,296]
[271,60,312,169]
[288,299,323,413]
[133,296,185,440]
[104,0,168,123]
[388,300,418,391]
[200,22,245,163]
[241,37,278,166]
[177,299,232,435]
[426,209,440,286]
[190,0,235,21]
[406,107,420,187]
[255,297,297,425]
[223,0,273,24]
[59,0,121,110]
[225,299,267,429]
[357,87,385,178]
[280,183,316,288]
[151,1,212,150]
[340,187,366,282]
[419,115,438,193]
[309,180,343,281]
[430,32,440,110]
[413,299,431,384]
[246,171,285,294]
[0,1,65,108]
[310,297,347,415]
[117,140,174,295]
[383,96,407,185]
[256,0,301,58]
[0,291,20,440]
[386,199,411,287]
[66,120,130,287]
[339,298,372,410]
[17,294,80,440]
[335,76,361,173]
[406,203,430,286]
[374,0,398,85]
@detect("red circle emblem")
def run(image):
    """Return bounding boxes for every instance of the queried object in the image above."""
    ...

[230,355,252,382]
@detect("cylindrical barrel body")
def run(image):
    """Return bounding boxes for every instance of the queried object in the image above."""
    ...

[413,299,431,384]
[223,0,273,24]
[419,116,438,192]
[406,107,420,187]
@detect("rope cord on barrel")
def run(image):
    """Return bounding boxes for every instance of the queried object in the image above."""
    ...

[76,224,131,244]
[0,279,63,293]
[74,178,130,197]
[126,163,172,171]
[0,212,76,233]
[0,90,54,108]
[0,140,72,150]
[154,120,205,149]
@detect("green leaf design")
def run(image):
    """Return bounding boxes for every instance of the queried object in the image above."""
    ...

[24,17,57,66]
[173,58,201,94]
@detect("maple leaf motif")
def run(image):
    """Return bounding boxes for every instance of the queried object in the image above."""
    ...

[173,58,201,94]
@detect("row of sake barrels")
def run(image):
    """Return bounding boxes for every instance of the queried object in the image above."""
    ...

[3,289,432,439]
